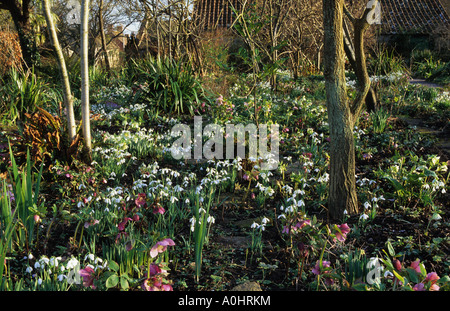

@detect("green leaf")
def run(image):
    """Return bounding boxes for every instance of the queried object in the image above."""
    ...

[120,276,129,290]
[386,241,396,257]
[392,270,404,284]
[108,260,119,272]
[406,268,419,284]
[419,263,427,278]
[106,274,119,288]
[437,275,450,285]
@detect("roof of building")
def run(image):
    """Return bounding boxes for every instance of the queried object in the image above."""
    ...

[380,0,449,34]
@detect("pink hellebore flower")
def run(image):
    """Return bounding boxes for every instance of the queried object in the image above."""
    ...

[410,259,422,274]
[283,220,311,234]
[429,283,440,291]
[312,260,331,276]
[150,238,175,258]
[216,95,223,106]
[294,219,311,230]
[312,260,334,285]
[84,219,99,228]
[135,193,147,208]
[79,266,96,289]
[425,272,440,291]
[425,272,439,283]
[118,217,132,231]
[141,277,173,291]
[413,283,425,291]
[335,223,351,242]
[132,213,140,222]
[152,203,165,215]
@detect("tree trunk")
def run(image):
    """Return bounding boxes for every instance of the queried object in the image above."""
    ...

[323,0,358,220]
[343,7,378,112]
[1,0,38,68]
[41,0,77,143]
[323,0,376,221]
[81,0,92,162]
[98,0,112,75]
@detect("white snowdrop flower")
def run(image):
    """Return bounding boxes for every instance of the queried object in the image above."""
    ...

[37,278,42,286]
[431,213,442,221]
[250,222,259,229]
[278,214,286,219]
[66,257,79,270]
[364,201,371,210]
[28,253,34,260]
[57,274,67,282]
[190,217,196,232]
[49,257,61,267]
[207,216,215,224]
[34,262,41,269]
[285,205,295,213]
[185,198,190,204]
[85,254,95,262]
[360,213,369,221]
[384,271,394,278]
[25,266,33,273]
[170,196,178,204]
[78,183,86,190]
[261,217,270,224]
[297,200,305,207]
[265,187,275,196]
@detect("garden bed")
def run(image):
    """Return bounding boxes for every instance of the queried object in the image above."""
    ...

[0,70,449,292]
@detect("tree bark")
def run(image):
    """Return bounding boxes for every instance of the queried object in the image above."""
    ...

[343,6,378,113]
[323,0,376,221]
[98,0,112,75]
[0,0,38,68]
[41,0,77,143]
[81,0,92,161]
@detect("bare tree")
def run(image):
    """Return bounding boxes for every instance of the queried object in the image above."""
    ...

[98,0,111,74]
[81,0,92,161]
[41,0,77,144]
[323,0,377,221]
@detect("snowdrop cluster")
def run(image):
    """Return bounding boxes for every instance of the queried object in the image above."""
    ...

[251,216,271,231]
[23,253,107,286]
[370,71,405,83]
[279,189,306,217]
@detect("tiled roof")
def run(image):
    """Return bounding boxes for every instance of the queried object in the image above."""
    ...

[380,0,449,34]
